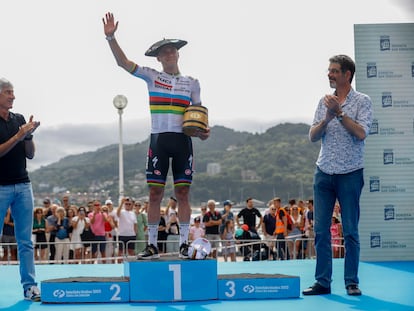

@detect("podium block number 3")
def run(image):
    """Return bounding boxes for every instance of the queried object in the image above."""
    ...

[169,264,182,300]
[224,281,236,298]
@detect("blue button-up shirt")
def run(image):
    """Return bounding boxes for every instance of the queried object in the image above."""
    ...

[310,88,373,175]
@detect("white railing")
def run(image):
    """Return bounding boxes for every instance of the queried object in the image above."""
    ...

[0,237,345,265]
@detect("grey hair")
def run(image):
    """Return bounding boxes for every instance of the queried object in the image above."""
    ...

[0,78,13,92]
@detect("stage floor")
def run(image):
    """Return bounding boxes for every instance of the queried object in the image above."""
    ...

[0,259,413,311]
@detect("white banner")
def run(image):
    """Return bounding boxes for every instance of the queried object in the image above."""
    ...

[355,23,414,261]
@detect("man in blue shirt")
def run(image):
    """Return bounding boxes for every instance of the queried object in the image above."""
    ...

[303,55,372,297]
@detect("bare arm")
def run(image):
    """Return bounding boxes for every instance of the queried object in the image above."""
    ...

[311,95,367,142]
[309,119,329,142]
[102,12,136,73]
[0,115,39,158]
[337,114,368,140]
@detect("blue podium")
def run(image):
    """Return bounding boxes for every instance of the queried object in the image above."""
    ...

[41,277,129,303]
[41,258,301,303]
[218,273,300,300]
[124,256,218,302]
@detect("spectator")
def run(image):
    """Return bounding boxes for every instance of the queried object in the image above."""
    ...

[46,204,59,262]
[331,216,343,258]
[221,219,236,262]
[304,199,315,259]
[141,201,149,215]
[102,203,116,263]
[203,199,222,258]
[220,200,234,235]
[166,213,180,253]
[32,207,47,262]
[1,208,17,261]
[66,206,76,261]
[116,197,137,260]
[236,197,263,233]
[62,194,70,214]
[134,201,148,254]
[157,208,168,253]
[262,203,277,259]
[88,200,108,262]
[273,197,288,260]
[54,206,70,264]
[43,198,52,217]
[333,201,342,223]
[189,216,205,241]
[286,204,304,259]
[194,204,207,230]
[165,196,178,223]
[71,206,90,264]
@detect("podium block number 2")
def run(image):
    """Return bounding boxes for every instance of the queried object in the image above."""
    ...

[169,264,182,300]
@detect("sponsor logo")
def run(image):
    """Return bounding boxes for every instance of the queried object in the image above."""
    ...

[369,119,378,135]
[370,232,381,248]
[53,289,65,298]
[154,170,161,176]
[380,35,391,51]
[369,176,380,192]
[383,149,394,165]
[382,92,392,108]
[384,205,395,221]
[152,156,158,169]
[243,285,255,293]
[158,77,172,84]
[366,63,404,79]
[371,232,408,249]
[154,80,172,90]
[379,34,414,52]
[367,63,377,78]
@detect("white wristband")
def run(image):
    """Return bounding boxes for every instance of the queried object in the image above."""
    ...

[106,35,115,41]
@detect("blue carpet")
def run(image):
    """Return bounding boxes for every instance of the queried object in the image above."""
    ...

[0,260,413,311]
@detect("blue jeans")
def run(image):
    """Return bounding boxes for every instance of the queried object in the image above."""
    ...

[313,167,363,288]
[0,183,37,292]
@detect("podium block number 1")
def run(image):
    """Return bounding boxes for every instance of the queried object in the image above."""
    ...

[169,264,182,300]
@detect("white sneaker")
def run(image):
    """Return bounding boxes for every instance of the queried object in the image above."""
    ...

[24,285,41,302]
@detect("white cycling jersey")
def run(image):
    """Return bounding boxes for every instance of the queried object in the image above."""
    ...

[132,66,201,134]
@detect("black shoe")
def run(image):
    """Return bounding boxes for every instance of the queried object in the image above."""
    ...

[179,243,189,259]
[302,283,331,295]
[346,284,362,296]
[137,244,160,260]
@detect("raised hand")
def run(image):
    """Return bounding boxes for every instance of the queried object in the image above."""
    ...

[102,12,118,37]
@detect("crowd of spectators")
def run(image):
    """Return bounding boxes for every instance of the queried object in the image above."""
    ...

[0,194,344,264]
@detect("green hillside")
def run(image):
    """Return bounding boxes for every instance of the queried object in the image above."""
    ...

[31,123,320,206]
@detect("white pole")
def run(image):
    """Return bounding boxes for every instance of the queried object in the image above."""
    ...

[118,108,124,203]
[113,95,128,204]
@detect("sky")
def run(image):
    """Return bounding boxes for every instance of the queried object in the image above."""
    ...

[1,0,413,170]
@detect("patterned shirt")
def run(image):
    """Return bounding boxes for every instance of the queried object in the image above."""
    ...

[132,66,201,134]
[311,88,373,175]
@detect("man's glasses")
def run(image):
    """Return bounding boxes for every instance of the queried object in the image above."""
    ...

[327,68,342,74]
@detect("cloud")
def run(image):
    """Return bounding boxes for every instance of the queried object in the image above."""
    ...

[27,119,150,171]
[392,0,414,12]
